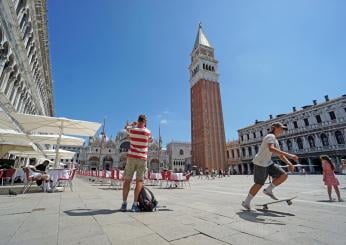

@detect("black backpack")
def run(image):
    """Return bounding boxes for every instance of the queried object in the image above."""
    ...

[138,186,158,212]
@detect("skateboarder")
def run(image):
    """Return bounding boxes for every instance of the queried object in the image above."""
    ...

[241,122,298,210]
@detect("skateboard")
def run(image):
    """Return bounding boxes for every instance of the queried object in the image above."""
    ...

[256,196,297,210]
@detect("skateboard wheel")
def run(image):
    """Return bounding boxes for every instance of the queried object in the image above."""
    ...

[287,200,292,205]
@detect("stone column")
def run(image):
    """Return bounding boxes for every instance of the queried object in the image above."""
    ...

[308,158,314,173]
[335,156,341,172]
[9,85,19,104]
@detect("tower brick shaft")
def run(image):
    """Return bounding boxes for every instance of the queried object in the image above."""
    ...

[190,24,227,171]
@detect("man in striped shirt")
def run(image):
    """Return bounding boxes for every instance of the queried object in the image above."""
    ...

[121,114,152,212]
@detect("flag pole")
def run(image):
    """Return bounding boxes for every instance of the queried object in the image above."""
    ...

[99,118,105,170]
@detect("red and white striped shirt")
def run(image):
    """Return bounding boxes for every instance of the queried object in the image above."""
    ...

[126,126,151,160]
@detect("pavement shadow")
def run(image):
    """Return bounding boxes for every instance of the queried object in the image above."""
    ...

[316,200,337,203]
[64,208,122,216]
[97,187,121,191]
[255,209,295,216]
[236,210,291,225]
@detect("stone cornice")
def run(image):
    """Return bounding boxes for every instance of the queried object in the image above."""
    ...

[30,0,54,115]
[238,96,346,132]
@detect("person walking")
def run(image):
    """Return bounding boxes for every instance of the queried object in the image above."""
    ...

[120,114,152,212]
[241,122,298,210]
[320,155,343,202]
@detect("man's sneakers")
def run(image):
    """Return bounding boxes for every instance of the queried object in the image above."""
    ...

[263,188,278,200]
[120,202,127,212]
[131,203,141,212]
[121,202,141,212]
[241,201,251,210]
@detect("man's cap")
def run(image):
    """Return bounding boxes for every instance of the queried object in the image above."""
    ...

[271,122,288,129]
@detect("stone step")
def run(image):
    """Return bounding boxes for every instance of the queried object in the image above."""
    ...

[0,184,42,195]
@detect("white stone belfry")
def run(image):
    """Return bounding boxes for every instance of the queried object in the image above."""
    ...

[189,23,219,88]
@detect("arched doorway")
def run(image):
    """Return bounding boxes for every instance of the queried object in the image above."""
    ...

[88,156,100,170]
[103,156,113,170]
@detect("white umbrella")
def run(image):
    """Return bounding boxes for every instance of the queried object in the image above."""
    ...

[29,134,84,146]
[0,111,18,131]
[8,113,101,136]
[0,111,100,167]
[9,149,76,160]
[0,129,84,146]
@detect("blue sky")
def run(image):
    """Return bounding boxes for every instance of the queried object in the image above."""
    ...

[47,0,346,145]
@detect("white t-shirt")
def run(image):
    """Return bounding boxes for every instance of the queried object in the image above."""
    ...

[253,134,279,167]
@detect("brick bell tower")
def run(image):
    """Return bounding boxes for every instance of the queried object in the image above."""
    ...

[190,23,227,171]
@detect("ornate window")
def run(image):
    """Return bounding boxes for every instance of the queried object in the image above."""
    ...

[308,135,315,148]
[296,137,304,150]
[287,139,292,151]
[179,149,184,155]
[315,115,322,123]
[248,147,252,156]
[335,131,345,144]
[304,118,309,126]
[320,133,329,146]
[329,111,336,120]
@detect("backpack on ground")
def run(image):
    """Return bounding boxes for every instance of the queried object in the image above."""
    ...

[138,186,158,212]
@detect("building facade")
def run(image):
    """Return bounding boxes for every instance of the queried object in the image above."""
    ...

[167,141,191,172]
[78,135,117,170]
[79,130,168,172]
[236,95,346,174]
[0,0,54,116]
[190,23,227,171]
[225,140,242,173]
[59,145,83,166]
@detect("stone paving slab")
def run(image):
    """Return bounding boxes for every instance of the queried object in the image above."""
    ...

[0,175,345,245]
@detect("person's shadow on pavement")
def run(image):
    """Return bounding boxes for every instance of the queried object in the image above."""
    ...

[236,209,295,225]
[64,209,121,216]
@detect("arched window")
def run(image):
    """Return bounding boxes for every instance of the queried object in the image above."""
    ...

[231,150,235,158]
[203,64,205,69]
[308,135,315,148]
[248,147,252,156]
[242,148,246,157]
[296,137,304,150]
[335,131,345,144]
[287,139,292,151]
[320,133,329,146]
[212,66,215,72]
[16,0,27,15]
[179,149,184,155]
[226,150,229,159]
[254,145,259,154]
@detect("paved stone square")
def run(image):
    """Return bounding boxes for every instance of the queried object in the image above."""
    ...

[0,175,345,245]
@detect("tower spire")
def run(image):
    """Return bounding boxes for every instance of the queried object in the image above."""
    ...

[194,22,212,49]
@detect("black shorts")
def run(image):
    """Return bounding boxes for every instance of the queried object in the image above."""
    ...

[254,164,286,185]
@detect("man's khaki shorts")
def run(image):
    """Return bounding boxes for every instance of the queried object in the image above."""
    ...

[124,157,146,181]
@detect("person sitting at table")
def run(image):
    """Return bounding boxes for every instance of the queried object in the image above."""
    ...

[28,160,52,192]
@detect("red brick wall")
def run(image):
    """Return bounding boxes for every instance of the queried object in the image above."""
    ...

[191,79,227,171]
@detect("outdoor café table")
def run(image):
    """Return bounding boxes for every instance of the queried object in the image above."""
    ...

[171,173,184,180]
[150,173,162,185]
[48,168,69,188]
[171,173,184,188]
[150,173,162,180]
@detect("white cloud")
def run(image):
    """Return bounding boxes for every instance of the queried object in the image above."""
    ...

[160,119,168,124]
